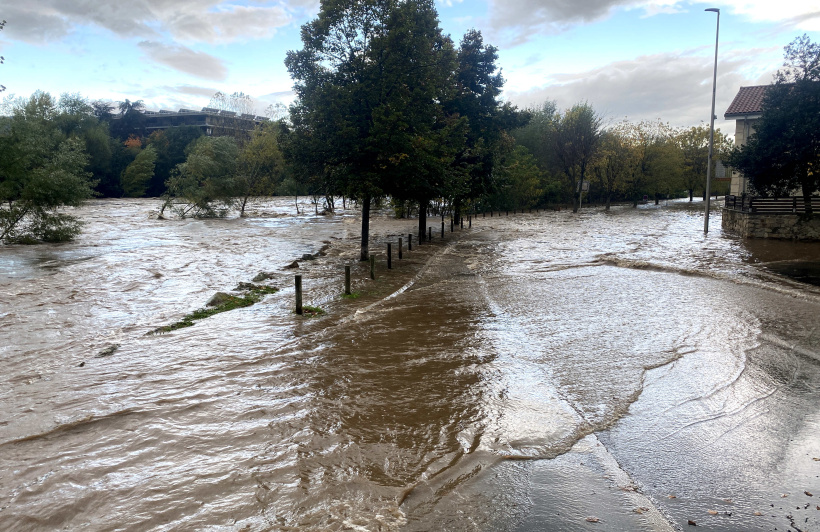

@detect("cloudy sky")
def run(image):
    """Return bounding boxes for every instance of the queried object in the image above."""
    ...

[1,0,818,132]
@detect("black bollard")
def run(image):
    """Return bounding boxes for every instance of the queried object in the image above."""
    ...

[295,275,303,315]
[441,221,445,238]
[408,233,412,251]
[398,237,403,259]
[387,243,392,269]
[460,217,463,229]
[428,227,432,242]
[469,216,472,228]
[344,265,351,295]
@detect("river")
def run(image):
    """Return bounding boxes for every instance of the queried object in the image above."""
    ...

[1,198,818,531]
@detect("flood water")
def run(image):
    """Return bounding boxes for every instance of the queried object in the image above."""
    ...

[1,198,818,531]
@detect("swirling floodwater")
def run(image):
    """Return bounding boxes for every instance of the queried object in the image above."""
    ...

[1,198,819,532]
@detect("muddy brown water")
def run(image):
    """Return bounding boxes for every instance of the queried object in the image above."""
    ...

[1,198,818,531]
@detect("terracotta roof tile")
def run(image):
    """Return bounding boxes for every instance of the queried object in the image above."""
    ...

[724,85,768,117]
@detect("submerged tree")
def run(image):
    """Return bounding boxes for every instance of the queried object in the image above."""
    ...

[0,92,95,243]
[235,121,284,216]
[162,136,239,218]
[728,34,820,213]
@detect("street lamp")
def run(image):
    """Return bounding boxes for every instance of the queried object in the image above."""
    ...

[704,7,720,234]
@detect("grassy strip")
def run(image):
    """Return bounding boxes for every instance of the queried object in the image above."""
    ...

[301,305,325,317]
[151,285,278,334]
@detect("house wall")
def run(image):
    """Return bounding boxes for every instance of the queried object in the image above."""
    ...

[729,116,759,196]
[722,209,820,240]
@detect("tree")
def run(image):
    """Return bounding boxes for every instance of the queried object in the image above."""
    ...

[552,103,602,212]
[592,129,633,210]
[146,126,203,197]
[121,145,157,197]
[110,99,146,140]
[162,136,239,218]
[286,0,461,260]
[677,125,732,201]
[236,121,284,216]
[0,92,95,243]
[446,30,525,223]
[727,34,820,214]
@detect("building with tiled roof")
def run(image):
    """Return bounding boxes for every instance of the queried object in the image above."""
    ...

[724,85,769,196]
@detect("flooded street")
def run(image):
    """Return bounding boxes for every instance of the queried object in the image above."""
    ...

[1,198,819,531]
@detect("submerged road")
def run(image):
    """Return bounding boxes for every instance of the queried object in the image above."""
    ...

[1,198,818,531]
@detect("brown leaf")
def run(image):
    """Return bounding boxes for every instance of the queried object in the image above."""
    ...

[585,516,600,523]
[707,510,718,515]
[633,507,650,514]
[753,511,764,516]
[806,491,814,497]
[688,519,697,526]
[668,495,677,499]
[781,493,789,498]
[722,498,733,503]
[812,457,820,461]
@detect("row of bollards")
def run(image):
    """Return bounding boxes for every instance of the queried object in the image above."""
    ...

[293,206,547,313]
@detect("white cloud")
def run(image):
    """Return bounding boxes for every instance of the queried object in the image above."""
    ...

[138,41,229,80]
[504,50,769,128]
[486,0,820,45]
[1,1,298,44]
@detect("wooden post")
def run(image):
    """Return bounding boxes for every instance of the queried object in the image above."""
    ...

[408,233,412,251]
[387,243,392,269]
[295,275,303,315]
[370,255,375,279]
[398,237,403,259]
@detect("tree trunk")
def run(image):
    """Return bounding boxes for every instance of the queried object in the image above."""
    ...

[572,191,581,213]
[295,195,299,214]
[240,196,249,217]
[802,179,814,216]
[360,194,370,261]
[418,199,428,243]
[689,189,693,202]
[605,193,611,211]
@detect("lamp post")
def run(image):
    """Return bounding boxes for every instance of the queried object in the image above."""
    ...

[704,7,720,233]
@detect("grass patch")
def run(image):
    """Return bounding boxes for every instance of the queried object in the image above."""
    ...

[300,305,325,317]
[151,284,278,334]
[341,291,362,299]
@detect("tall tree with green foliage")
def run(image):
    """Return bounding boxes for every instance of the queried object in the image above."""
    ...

[728,34,820,213]
[446,30,526,222]
[286,0,461,260]
[552,103,602,212]
[0,92,95,243]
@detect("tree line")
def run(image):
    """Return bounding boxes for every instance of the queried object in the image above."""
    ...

[11,1,816,249]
